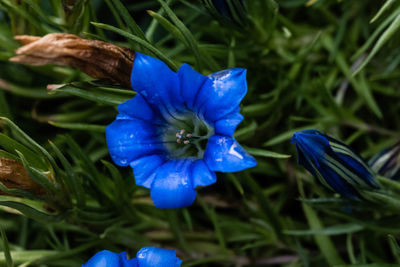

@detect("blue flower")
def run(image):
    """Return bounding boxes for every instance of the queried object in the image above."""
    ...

[291,129,379,198]
[106,52,256,209]
[368,141,400,180]
[83,247,182,267]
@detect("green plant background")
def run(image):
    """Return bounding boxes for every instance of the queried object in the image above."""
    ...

[0,0,400,266]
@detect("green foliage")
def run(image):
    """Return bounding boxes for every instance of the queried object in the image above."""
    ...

[0,0,400,266]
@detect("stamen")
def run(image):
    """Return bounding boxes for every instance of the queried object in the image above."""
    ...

[176,129,195,145]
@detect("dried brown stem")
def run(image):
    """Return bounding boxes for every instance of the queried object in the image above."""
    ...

[10,33,135,87]
[0,158,45,195]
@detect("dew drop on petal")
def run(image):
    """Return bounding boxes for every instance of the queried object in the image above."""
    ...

[228,143,244,159]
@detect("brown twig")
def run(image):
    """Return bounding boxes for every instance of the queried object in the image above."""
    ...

[10,33,135,87]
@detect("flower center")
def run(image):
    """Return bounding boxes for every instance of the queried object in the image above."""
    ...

[162,112,213,159]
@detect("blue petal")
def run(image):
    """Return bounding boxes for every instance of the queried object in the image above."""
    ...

[131,52,183,116]
[118,94,161,123]
[178,63,210,110]
[291,131,329,167]
[83,250,121,267]
[120,252,138,267]
[195,68,247,122]
[204,135,257,172]
[130,154,166,189]
[106,119,164,166]
[318,161,359,198]
[136,247,182,267]
[336,153,378,188]
[192,160,217,187]
[214,109,243,136]
[150,159,197,209]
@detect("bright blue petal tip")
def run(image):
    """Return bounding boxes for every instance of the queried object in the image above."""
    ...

[204,136,257,172]
[83,250,130,267]
[150,160,197,209]
[84,248,181,267]
[136,247,182,267]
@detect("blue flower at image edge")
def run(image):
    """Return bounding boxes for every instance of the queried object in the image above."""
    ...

[83,247,182,267]
[291,129,379,199]
[106,52,256,209]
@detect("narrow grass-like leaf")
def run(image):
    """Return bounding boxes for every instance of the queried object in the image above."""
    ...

[16,151,57,194]
[1,228,13,267]
[284,223,364,236]
[263,124,318,146]
[198,197,226,249]
[48,140,85,207]
[48,84,129,105]
[226,173,244,195]
[323,36,382,118]
[352,6,400,61]
[388,234,400,264]
[0,80,64,99]
[0,199,65,223]
[157,0,203,69]
[245,147,291,159]
[0,92,11,118]
[48,121,106,132]
[147,10,186,44]
[302,203,344,265]
[0,117,57,170]
[0,180,42,200]
[91,22,178,71]
[0,133,47,170]
[107,0,146,40]
[370,0,397,23]
[353,14,400,76]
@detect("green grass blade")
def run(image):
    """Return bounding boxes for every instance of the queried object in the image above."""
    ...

[1,228,13,267]
[353,14,400,76]
[91,22,178,71]
[370,0,397,23]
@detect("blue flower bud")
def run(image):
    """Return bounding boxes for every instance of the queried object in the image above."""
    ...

[291,129,379,198]
[368,141,400,180]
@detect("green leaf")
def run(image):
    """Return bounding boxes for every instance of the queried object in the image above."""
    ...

[302,203,344,265]
[0,180,42,200]
[0,250,57,266]
[48,83,131,106]
[1,228,13,267]
[90,22,178,71]
[157,0,204,69]
[0,197,66,223]
[106,0,146,40]
[263,124,318,146]
[0,133,47,170]
[245,147,291,159]
[48,140,85,207]
[147,10,186,44]
[353,14,400,76]
[370,0,397,23]
[352,6,400,61]
[16,151,57,194]
[0,80,64,99]
[0,117,56,170]
[284,223,364,236]
[48,121,106,132]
